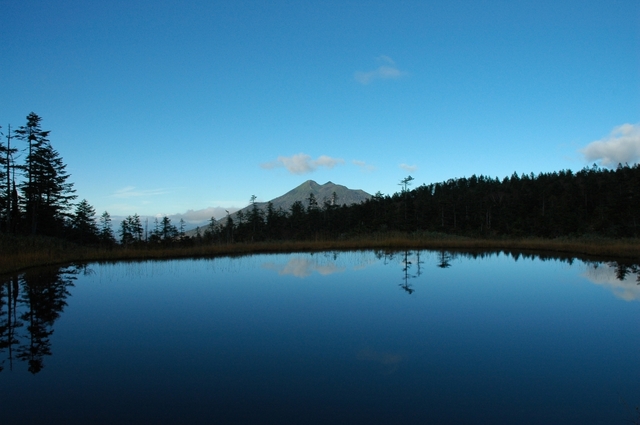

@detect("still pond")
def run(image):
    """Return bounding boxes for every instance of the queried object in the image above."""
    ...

[1,250,639,424]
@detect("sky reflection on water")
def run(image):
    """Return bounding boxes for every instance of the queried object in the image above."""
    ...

[1,251,639,424]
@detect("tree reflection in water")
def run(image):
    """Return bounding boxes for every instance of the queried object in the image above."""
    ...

[1,254,637,374]
[609,262,640,283]
[0,276,19,373]
[436,250,453,269]
[0,265,79,374]
[375,249,458,295]
[400,250,415,294]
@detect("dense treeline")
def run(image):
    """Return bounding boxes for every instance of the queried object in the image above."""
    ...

[2,113,639,249]
[210,164,640,243]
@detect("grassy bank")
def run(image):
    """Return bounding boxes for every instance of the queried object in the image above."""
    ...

[1,232,639,275]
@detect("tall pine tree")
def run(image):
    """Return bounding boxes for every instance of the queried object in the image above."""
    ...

[0,125,18,233]
[15,113,76,235]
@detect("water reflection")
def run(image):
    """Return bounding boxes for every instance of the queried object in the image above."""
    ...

[0,265,80,374]
[400,250,415,294]
[436,250,454,269]
[1,251,640,424]
[1,252,639,378]
[262,256,346,278]
[373,249,459,294]
[261,251,376,278]
[0,276,19,373]
[583,261,640,301]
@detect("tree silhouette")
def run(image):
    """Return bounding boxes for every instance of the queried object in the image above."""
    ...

[99,211,116,245]
[160,216,178,242]
[14,113,76,236]
[179,218,186,240]
[247,195,264,241]
[71,199,99,243]
[119,215,136,245]
[203,216,218,243]
[1,124,18,233]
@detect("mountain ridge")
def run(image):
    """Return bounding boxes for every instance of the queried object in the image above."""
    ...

[187,180,371,234]
[259,180,371,211]
[228,179,371,223]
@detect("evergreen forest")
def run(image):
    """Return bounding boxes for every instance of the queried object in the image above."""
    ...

[2,113,640,249]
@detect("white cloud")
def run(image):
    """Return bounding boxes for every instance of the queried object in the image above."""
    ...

[400,163,418,172]
[580,123,640,167]
[261,153,344,175]
[355,55,407,85]
[353,159,376,172]
[315,155,342,168]
[111,186,169,198]
[170,207,240,223]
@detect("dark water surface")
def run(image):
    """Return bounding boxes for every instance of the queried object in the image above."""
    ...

[1,250,639,424]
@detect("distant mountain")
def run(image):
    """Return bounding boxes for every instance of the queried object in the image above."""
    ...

[187,180,371,235]
[255,180,371,212]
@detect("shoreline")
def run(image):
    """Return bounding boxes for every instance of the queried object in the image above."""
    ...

[2,233,639,275]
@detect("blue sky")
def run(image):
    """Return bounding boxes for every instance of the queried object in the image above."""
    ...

[1,0,638,223]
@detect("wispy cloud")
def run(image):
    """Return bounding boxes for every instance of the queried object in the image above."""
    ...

[111,186,169,198]
[261,153,344,175]
[580,123,640,167]
[355,55,407,85]
[400,163,418,172]
[353,159,376,172]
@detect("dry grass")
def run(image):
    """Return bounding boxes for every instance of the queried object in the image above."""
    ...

[1,232,639,275]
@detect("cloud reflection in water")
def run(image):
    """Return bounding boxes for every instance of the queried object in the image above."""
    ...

[583,263,640,301]
[262,257,346,278]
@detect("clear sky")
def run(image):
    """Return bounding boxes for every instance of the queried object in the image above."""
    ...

[1,0,638,223]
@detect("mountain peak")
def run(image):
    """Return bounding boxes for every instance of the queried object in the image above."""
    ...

[271,180,370,209]
[185,180,372,235]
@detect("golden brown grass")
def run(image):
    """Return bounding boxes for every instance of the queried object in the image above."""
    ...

[1,232,639,275]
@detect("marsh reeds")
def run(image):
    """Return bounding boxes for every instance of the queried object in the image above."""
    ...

[1,232,639,275]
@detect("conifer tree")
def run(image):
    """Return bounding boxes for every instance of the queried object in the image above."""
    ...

[14,113,75,235]
[119,217,134,245]
[247,195,263,241]
[119,215,143,244]
[160,216,178,241]
[71,199,99,243]
[99,211,115,245]
[0,125,16,232]
[204,216,217,242]
[179,218,186,240]
[129,214,144,242]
